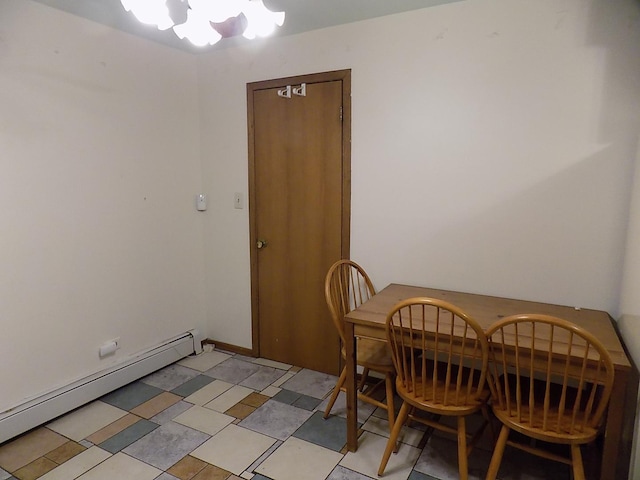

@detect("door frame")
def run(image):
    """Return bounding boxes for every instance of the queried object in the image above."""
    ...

[246,69,352,357]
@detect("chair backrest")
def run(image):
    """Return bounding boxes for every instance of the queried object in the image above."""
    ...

[324,259,376,345]
[386,297,489,408]
[485,314,615,437]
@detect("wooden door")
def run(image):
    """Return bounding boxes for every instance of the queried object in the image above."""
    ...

[247,70,351,375]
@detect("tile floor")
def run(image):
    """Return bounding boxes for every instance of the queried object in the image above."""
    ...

[0,348,574,480]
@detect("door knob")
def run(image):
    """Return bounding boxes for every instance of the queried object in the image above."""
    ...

[257,239,268,249]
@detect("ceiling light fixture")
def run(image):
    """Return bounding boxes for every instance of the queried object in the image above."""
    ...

[120,0,285,47]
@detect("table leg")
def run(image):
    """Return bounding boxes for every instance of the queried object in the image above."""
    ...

[345,320,358,451]
[600,367,635,480]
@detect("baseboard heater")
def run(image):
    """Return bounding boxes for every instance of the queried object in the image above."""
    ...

[0,329,203,445]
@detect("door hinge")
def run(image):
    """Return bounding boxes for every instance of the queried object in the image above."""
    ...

[339,106,343,121]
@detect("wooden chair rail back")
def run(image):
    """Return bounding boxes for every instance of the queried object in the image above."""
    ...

[324,259,376,346]
[386,297,489,407]
[486,314,615,436]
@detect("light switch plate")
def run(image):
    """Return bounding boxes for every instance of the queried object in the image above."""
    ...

[234,192,243,209]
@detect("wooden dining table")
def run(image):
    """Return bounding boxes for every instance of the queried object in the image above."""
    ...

[343,283,638,480]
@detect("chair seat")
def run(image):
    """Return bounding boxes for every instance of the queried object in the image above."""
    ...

[349,337,395,370]
[396,378,489,416]
[323,259,396,434]
[491,373,602,444]
[484,315,615,480]
[492,404,600,444]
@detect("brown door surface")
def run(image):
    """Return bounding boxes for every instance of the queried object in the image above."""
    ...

[247,70,351,375]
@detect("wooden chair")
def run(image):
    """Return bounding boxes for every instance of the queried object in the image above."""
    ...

[323,260,396,433]
[485,314,615,480]
[378,297,491,479]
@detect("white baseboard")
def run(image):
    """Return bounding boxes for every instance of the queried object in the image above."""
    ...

[0,329,203,444]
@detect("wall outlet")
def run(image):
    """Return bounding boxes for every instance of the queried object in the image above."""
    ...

[99,338,120,358]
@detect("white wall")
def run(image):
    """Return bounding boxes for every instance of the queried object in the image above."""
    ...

[4,0,640,474]
[198,1,640,474]
[0,1,206,413]
[199,0,640,346]
[620,140,640,478]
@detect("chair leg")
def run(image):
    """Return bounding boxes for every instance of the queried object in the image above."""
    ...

[323,367,346,419]
[384,373,398,452]
[457,416,468,480]
[481,404,496,445]
[571,444,586,480]
[485,425,510,480]
[358,368,370,391]
[378,402,410,477]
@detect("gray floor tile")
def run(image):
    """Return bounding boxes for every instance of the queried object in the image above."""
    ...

[123,421,210,471]
[154,473,180,480]
[327,465,376,480]
[204,357,262,384]
[293,411,347,452]
[272,389,321,410]
[239,399,313,441]
[408,471,439,480]
[101,381,164,410]
[271,389,301,405]
[489,444,571,479]
[413,434,493,480]
[317,391,377,424]
[2,349,572,480]
[149,400,194,425]
[239,366,286,391]
[170,374,215,397]
[99,419,159,454]
[292,393,322,410]
[141,364,201,391]
[280,368,337,399]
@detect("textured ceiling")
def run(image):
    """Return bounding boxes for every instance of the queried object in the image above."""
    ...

[30,0,460,53]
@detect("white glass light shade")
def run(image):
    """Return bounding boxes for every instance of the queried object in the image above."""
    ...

[242,0,285,39]
[120,0,174,30]
[188,0,249,23]
[120,0,285,46]
[173,8,222,46]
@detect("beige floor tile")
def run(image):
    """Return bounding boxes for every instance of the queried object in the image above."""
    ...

[255,437,342,480]
[191,424,276,476]
[76,452,161,480]
[173,405,234,436]
[184,380,233,406]
[0,427,68,472]
[13,456,57,480]
[340,431,421,480]
[203,386,253,413]
[178,351,231,372]
[45,440,86,464]
[47,401,128,442]
[39,446,111,480]
[84,413,141,445]
[259,386,281,397]
[166,455,207,480]
[130,391,182,419]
